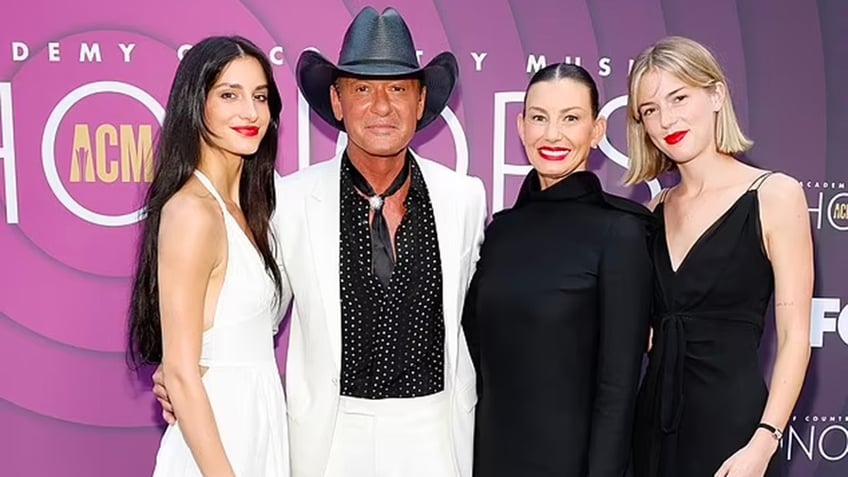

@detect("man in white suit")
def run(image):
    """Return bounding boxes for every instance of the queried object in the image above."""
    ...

[155,6,485,477]
[281,8,485,476]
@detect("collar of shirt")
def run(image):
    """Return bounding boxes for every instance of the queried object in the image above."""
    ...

[340,150,428,209]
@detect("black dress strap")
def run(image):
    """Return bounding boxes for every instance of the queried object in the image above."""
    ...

[748,171,775,191]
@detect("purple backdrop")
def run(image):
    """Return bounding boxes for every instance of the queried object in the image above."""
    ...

[1,0,846,475]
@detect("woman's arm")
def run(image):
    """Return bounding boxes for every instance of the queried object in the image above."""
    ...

[158,193,235,477]
[588,213,654,477]
[715,173,813,477]
[758,174,813,450]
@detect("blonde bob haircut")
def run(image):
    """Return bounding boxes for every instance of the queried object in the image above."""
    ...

[624,36,753,185]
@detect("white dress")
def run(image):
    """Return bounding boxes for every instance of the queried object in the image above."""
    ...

[152,170,289,476]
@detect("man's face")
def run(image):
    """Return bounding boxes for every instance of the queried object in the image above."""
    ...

[330,77,426,159]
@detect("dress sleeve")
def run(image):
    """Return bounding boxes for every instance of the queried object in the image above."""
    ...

[588,213,653,477]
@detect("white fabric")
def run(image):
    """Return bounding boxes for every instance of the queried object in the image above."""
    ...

[324,392,456,477]
[152,170,290,477]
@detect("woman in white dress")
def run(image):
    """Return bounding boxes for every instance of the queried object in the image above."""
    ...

[128,36,290,476]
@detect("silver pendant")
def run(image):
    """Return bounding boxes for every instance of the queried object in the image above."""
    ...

[368,195,384,210]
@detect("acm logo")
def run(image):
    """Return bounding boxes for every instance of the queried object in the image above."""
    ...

[68,123,153,184]
[42,81,163,226]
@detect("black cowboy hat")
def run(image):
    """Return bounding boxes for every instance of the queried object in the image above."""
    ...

[296,6,458,132]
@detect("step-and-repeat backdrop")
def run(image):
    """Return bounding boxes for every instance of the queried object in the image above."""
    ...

[1,0,846,475]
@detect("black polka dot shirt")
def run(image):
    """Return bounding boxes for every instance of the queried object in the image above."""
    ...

[339,155,445,399]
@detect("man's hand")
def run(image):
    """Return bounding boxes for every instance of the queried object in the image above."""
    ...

[152,365,176,425]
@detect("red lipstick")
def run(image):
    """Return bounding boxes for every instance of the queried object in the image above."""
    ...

[664,131,687,145]
[537,146,571,161]
[232,126,260,137]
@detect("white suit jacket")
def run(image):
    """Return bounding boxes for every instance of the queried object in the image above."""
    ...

[272,151,487,477]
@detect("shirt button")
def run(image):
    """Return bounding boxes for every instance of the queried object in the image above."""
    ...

[331,377,339,386]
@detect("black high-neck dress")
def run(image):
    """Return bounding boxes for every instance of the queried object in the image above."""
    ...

[462,171,655,476]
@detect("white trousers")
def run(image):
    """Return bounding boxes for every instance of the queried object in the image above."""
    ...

[324,391,457,477]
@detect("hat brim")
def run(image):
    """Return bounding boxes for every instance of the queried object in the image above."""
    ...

[296,50,458,132]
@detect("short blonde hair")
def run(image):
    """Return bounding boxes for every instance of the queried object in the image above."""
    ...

[624,36,753,185]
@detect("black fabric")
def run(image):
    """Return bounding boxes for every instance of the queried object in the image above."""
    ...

[344,153,410,287]
[463,170,655,476]
[633,174,782,477]
[339,156,445,399]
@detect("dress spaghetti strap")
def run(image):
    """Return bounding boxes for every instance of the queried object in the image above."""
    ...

[748,171,775,191]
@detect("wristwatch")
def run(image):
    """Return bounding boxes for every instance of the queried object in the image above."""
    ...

[757,422,784,441]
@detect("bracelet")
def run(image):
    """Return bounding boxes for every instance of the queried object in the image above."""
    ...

[757,422,783,441]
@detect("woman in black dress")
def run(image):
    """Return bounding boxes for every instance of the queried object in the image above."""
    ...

[462,63,655,476]
[625,36,813,477]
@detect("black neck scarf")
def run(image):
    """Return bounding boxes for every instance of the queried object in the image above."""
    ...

[345,153,411,287]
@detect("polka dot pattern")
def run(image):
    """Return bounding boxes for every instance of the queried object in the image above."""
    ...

[338,157,445,399]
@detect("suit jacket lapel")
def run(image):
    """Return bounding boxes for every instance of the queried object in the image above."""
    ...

[418,156,461,380]
[305,156,343,373]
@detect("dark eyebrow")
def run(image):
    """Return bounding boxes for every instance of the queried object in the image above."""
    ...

[213,83,243,90]
[558,106,584,114]
[213,83,269,91]
[526,106,584,114]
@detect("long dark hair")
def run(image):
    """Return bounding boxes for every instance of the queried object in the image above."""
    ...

[525,63,600,117]
[127,36,283,368]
